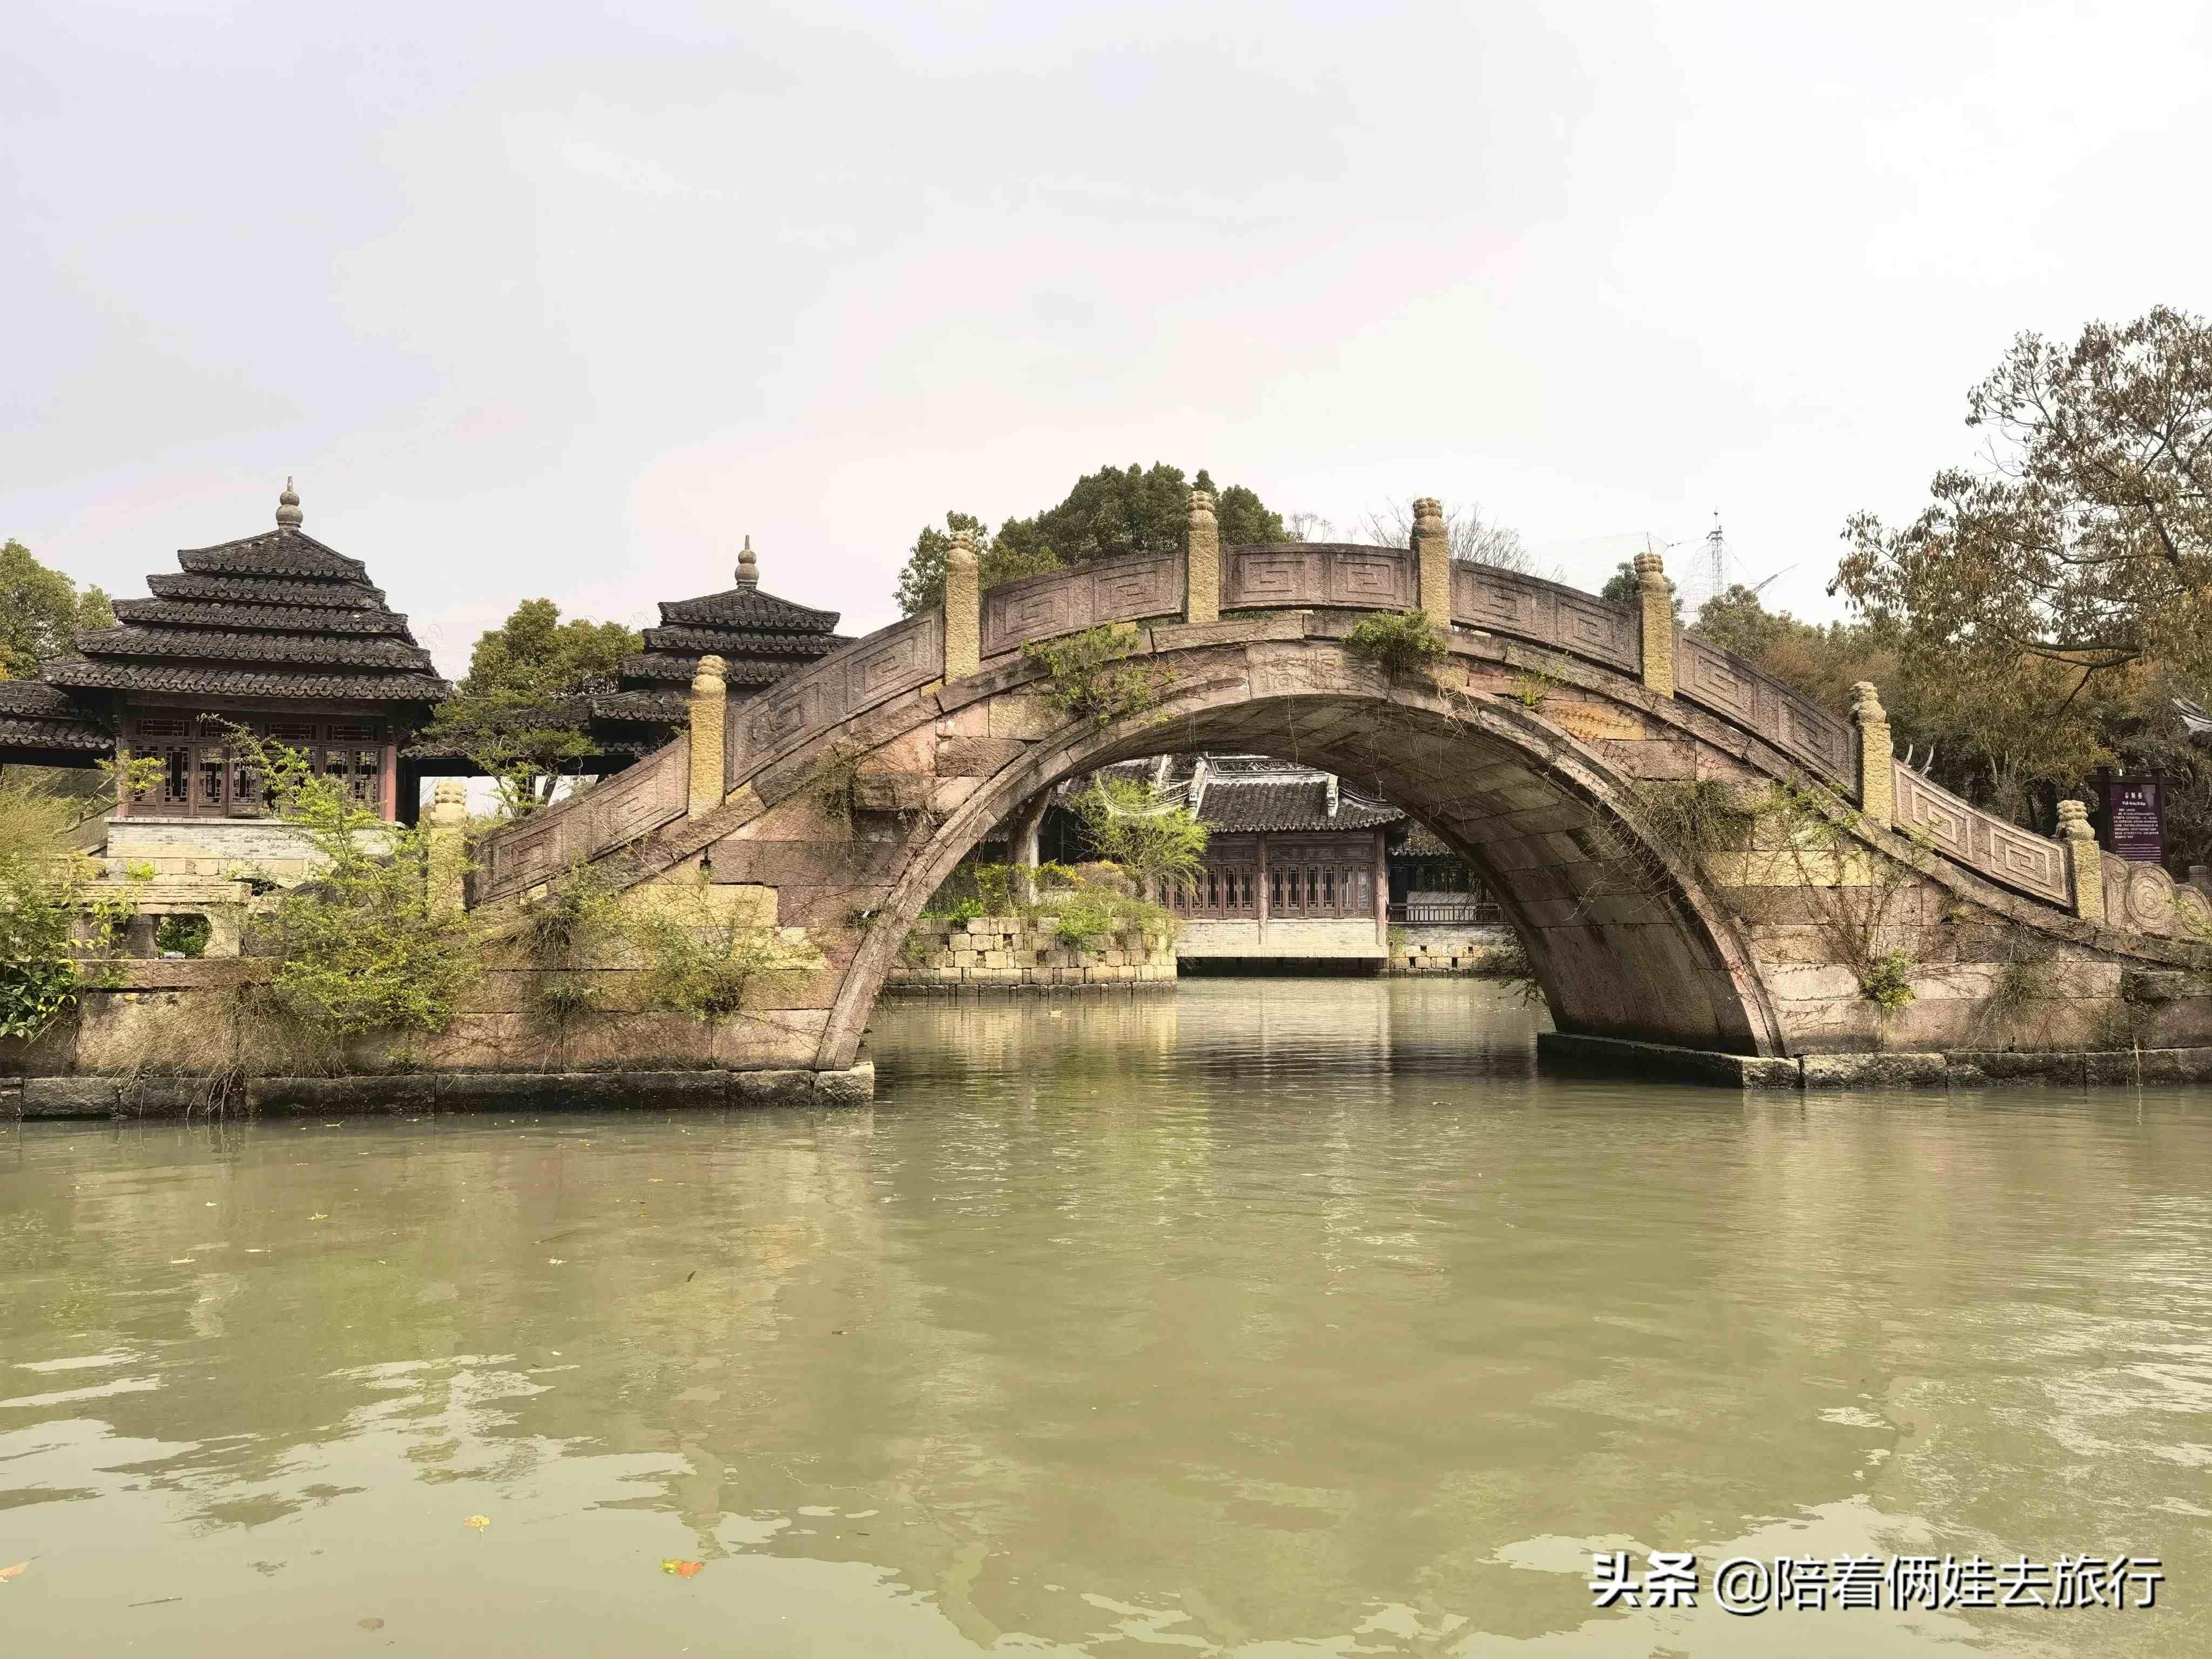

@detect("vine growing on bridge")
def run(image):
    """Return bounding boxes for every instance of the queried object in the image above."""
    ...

[1021,626,1171,724]
[1341,610,1447,682]
[1590,771,1931,1018]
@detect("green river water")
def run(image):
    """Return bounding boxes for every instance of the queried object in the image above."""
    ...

[2,978,2208,1655]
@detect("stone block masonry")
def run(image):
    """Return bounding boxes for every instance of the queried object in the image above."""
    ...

[0,958,876,1117]
[1386,923,1519,975]
[886,914,1177,990]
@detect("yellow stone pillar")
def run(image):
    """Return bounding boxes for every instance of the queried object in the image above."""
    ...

[1412,497,1450,629]
[425,780,470,912]
[1851,680,1894,827]
[1184,487,1220,624]
[688,653,727,818]
[2057,799,2106,923]
[944,529,981,679]
[1635,550,1675,697]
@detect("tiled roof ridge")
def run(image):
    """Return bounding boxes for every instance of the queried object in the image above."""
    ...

[619,654,805,687]
[42,660,453,700]
[112,598,413,636]
[176,527,367,580]
[73,626,437,670]
[1191,774,1405,834]
[639,625,848,656]
[147,572,389,609]
[657,586,841,633]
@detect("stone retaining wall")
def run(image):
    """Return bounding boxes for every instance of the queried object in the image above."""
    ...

[1385,923,1518,975]
[886,914,1177,990]
[0,957,875,1118]
[1537,1030,2212,1090]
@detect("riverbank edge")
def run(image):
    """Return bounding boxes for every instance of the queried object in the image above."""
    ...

[1538,1032,2212,1090]
[0,1062,875,1121]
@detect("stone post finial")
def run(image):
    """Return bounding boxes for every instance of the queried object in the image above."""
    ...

[2057,798,2106,923]
[276,476,302,530]
[943,530,981,680]
[1850,679,1895,826]
[687,653,729,818]
[1634,548,1675,697]
[424,779,469,911]
[735,536,759,589]
[1411,496,1450,629]
[1184,485,1220,626]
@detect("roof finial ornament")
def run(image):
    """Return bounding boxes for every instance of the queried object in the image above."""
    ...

[735,535,759,589]
[275,476,303,530]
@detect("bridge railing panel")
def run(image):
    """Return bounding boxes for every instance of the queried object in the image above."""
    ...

[470,732,691,907]
[980,552,1186,658]
[1449,563,1638,676]
[726,610,945,786]
[2101,849,2212,941]
[1892,761,2070,905]
[1674,632,1853,788]
[1222,542,1415,613]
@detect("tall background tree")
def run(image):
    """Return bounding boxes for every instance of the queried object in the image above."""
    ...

[0,539,113,679]
[425,599,640,818]
[895,463,1285,615]
[1832,305,2212,859]
[1836,305,2212,691]
[1359,500,1533,573]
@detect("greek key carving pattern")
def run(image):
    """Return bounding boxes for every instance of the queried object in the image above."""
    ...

[1222,543,1412,611]
[727,613,942,781]
[1676,635,1851,785]
[474,737,690,905]
[981,553,1184,657]
[1894,764,2068,904]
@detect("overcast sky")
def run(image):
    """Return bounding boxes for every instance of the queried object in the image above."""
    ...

[7,1,2207,676]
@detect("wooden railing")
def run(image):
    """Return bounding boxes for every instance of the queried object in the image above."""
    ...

[1390,901,1505,926]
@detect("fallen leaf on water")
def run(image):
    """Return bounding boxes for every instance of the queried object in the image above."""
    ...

[359,1617,385,1630]
[0,1562,29,1582]
[464,1515,491,1530]
[661,1559,704,1577]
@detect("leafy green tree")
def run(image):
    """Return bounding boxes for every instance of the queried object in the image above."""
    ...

[895,512,1064,616]
[0,539,113,678]
[424,599,641,818]
[1071,775,1208,894]
[1837,305,2212,691]
[237,732,478,1055]
[895,464,1285,615]
[0,777,140,1040]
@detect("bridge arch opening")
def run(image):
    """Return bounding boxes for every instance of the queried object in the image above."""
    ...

[826,673,1785,1070]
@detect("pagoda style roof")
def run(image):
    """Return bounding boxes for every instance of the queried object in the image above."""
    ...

[43,481,453,708]
[0,679,110,756]
[594,536,847,727]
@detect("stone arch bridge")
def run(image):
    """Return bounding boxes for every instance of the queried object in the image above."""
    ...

[467,497,2212,1086]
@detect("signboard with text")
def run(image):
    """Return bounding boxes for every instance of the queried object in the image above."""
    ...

[2099,775,2167,865]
